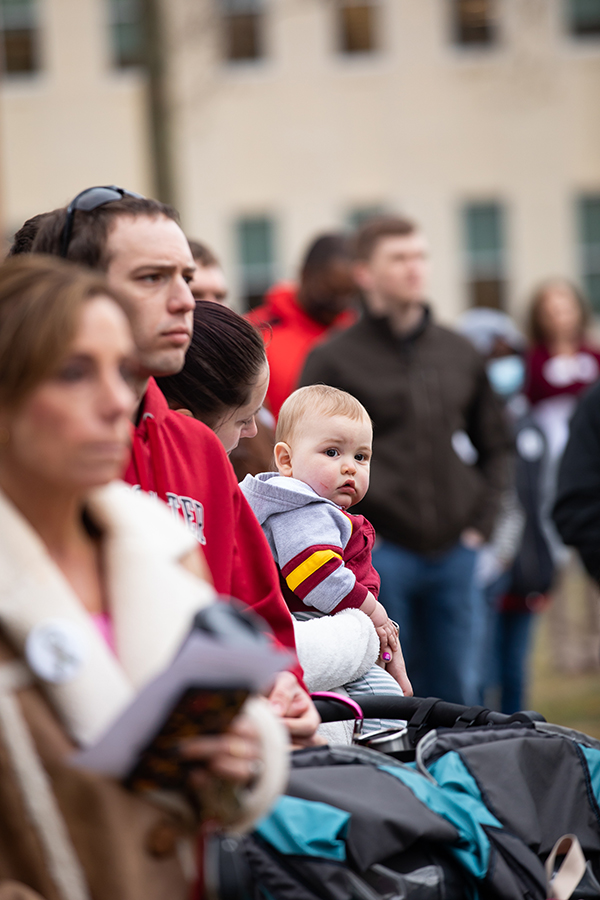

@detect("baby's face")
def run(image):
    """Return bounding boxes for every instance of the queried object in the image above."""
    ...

[282,412,372,509]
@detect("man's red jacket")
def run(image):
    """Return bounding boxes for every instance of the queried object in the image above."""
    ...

[247,282,354,419]
[123,378,305,686]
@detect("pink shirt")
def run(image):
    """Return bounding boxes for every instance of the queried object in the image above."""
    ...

[90,611,116,654]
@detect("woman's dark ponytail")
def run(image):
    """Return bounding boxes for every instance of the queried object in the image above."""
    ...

[157,301,266,427]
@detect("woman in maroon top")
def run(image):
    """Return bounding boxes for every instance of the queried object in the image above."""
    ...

[526,280,600,473]
[526,279,600,406]
[524,279,600,672]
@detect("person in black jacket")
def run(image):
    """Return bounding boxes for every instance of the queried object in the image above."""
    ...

[553,380,600,586]
[300,215,512,704]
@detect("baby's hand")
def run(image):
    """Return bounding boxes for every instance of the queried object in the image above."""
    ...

[375,623,398,660]
[372,602,399,658]
[370,600,391,628]
[360,595,399,659]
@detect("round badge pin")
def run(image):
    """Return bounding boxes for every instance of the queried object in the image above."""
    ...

[25,618,89,684]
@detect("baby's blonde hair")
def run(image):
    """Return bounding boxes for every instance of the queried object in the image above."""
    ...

[276,384,371,444]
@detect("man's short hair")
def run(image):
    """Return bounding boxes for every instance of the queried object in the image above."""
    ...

[276,384,371,445]
[30,195,179,272]
[188,239,220,269]
[354,215,418,262]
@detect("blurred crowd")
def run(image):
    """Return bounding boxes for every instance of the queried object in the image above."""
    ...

[245,218,600,715]
[1,186,600,899]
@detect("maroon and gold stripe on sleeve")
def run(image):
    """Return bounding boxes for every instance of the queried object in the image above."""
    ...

[280,545,343,600]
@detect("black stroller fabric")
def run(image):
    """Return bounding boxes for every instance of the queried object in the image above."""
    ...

[235,724,600,900]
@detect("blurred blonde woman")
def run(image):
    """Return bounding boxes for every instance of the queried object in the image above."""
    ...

[0,256,286,900]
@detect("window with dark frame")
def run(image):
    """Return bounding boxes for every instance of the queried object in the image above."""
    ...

[578,196,600,312]
[338,1,378,55]
[108,0,144,69]
[452,0,496,47]
[347,205,386,230]
[0,0,39,74]
[221,0,264,63]
[463,202,507,309]
[236,216,276,310]
[568,0,600,37]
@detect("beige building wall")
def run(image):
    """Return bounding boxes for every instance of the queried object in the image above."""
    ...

[169,0,600,322]
[0,0,152,240]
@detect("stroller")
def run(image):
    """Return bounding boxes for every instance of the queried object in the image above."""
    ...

[205,693,600,900]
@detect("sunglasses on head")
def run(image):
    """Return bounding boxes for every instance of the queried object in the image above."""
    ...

[59,185,145,258]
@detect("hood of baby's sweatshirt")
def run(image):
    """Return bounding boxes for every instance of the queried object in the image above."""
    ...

[239,472,335,525]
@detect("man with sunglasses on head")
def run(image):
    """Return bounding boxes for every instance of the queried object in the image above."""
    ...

[29,186,320,745]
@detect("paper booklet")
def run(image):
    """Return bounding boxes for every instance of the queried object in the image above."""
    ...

[72,611,291,785]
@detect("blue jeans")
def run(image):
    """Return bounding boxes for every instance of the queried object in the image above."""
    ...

[472,571,513,707]
[372,538,480,704]
[469,571,536,714]
[495,610,534,714]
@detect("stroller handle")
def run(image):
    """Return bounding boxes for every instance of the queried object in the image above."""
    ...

[313,694,546,727]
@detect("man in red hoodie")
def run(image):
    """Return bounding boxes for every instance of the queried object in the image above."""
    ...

[31,187,319,743]
[247,233,357,419]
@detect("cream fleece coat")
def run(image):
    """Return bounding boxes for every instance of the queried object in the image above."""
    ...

[0,482,288,900]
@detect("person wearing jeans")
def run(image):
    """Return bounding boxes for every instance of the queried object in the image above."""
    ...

[300,215,511,704]
[372,539,479,703]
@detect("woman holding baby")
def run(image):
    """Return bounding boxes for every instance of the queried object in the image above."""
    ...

[158,300,412,722]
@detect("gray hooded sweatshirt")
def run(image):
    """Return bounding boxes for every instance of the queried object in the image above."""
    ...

[240,473,367,614]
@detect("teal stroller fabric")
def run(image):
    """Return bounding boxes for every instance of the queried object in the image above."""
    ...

[244,724,600,900]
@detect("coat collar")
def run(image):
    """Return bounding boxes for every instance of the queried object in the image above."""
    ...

[0,482,214,747]
[135,377,169,429]
[361,302,431,345]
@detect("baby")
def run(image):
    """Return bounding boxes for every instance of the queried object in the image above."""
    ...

[240,384,410,723]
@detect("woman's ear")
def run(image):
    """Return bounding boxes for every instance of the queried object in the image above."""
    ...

[274,441,293,476]
[166,397,194,417]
